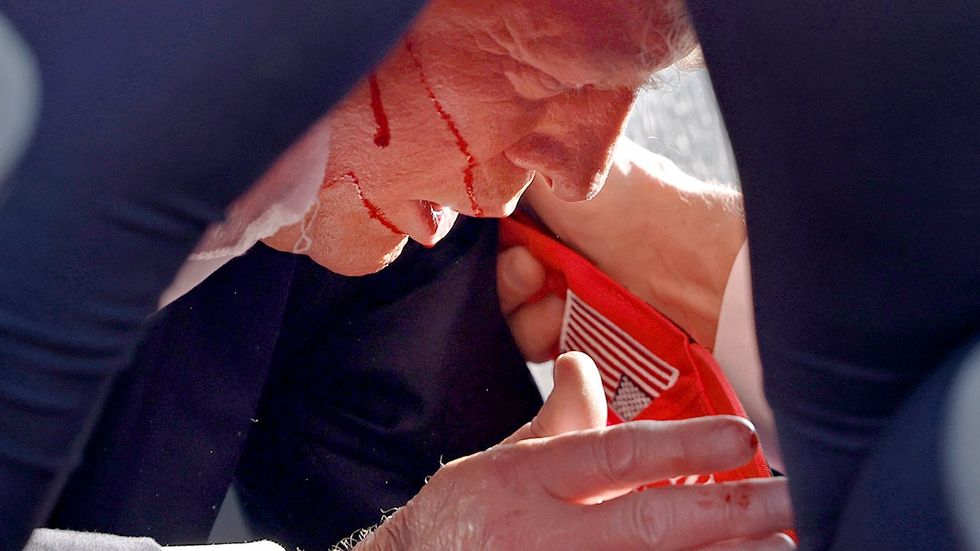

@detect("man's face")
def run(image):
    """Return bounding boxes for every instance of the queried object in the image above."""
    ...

[265,0,695,275]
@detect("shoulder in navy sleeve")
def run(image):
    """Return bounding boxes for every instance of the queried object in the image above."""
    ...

[0,2,427,548]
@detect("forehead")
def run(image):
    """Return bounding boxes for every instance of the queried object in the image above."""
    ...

[454,0,695,89]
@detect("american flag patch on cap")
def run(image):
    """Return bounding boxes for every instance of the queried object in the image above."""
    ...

[559,289,680,421]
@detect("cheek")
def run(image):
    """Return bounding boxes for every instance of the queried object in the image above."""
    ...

[323,80,458,198]
[423,52,547,156]
[265,178,408,276]
[386,83,541,208]
[460,90,545,154]
[320,42,545,211]
[308,181,409,276]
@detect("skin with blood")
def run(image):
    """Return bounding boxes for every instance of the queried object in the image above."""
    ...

[363,47,485,229]
[263,0,696,275]
[368,74,391,148]
[405,41,483,216]
[340,171,403,235]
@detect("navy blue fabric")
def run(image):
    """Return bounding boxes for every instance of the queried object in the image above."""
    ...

[832,336,980,551]
[47,218,541,547]
[685,2,980,549]
[47,245,299,542]
[0,3,426,548]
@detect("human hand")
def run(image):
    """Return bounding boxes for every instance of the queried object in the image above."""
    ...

[515,136,746,350]
[496,135,782,469]
[497,244,566,363]
[355,353,795,550]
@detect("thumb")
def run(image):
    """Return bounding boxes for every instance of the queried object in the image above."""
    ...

[502,352,607,444]
[497,245,547,315]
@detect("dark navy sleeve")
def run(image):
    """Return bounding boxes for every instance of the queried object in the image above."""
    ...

[0,2,426,548]
[684,1,980,549]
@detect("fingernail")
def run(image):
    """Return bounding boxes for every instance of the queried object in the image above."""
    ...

[737,417,759,451]
[753,533,797,551]
[713,418,757,457]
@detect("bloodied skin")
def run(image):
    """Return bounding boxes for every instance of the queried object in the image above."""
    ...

[265,0,695,276]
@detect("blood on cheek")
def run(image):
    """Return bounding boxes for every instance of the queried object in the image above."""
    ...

[325,171,403,236]
[336,75,397,236]
[340,45,485,237]
[404,40,484,216]
[368,73,391,148]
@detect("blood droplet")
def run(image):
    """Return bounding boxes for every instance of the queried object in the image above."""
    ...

[405,41,483,216]
[737,492,751,509]
[326,171,403,235]
[368,73,391,148]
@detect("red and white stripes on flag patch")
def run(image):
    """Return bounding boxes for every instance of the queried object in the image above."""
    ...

[559,289,680,421]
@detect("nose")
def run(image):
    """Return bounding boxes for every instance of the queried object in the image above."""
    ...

[504,87,636,201]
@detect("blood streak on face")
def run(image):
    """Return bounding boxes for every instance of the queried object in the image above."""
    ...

[332,171,403,235]
[404,40,484,216]
[368,73,391,148]
[264,0,694,276]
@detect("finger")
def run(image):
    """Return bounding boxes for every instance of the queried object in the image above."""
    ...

[693,532,796,551]
[497,245,547,315]
[507,293,564,362]
[528,416,759,502]
[587,478,794,551]
[502,352,607,444]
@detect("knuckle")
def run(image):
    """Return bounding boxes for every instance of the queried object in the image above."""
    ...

[594,426,641,485]
[484,444,535,494]
[631,497,673,548]
[713,482,763,535]
[426,458,463,489]
[720,490,743,531]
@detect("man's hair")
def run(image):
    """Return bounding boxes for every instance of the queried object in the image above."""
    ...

[634,0,700,89]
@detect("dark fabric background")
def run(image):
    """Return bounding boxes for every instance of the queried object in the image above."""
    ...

[686,1,980,548]
[0,2,427,547]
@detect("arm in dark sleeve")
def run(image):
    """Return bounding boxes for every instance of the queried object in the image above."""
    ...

[684,1,980,548]
[0,2,425,548]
